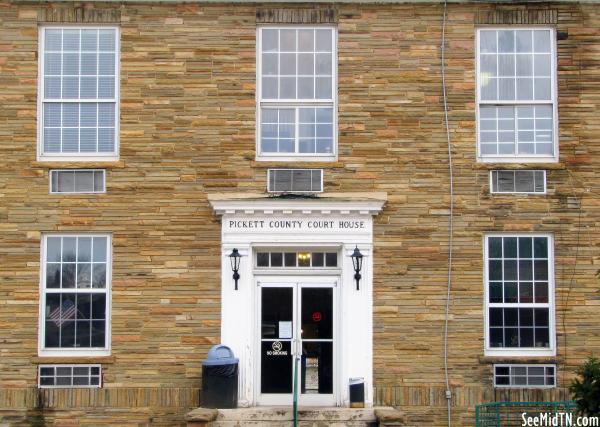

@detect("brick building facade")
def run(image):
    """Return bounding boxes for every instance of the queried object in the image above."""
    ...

[1,1,599,425]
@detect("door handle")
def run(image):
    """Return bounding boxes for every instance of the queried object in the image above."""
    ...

[292,338,302,357]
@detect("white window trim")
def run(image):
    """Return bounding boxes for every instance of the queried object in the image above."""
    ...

[38,364,102,388]
[37,25,120,162]
[489,169,547,195]
[475,27,559,163]
[256,25,338,162]
[493,364,556,389]
[483,233,556,357]
[49,169,107,194]
[38,233,112,357]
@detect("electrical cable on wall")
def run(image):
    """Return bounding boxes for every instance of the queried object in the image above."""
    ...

[440,0,454,426]
[561,169,585,388]
[559,45,587,388]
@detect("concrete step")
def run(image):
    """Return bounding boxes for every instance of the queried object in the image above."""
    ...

[186,406,403,427]
[216,406,376,422]
[210,422,372,427]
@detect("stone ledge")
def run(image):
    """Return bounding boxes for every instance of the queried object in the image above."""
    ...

[250,161,346,169]
[375,408,405,426]
[185,407,219,422]
[478,356,561,364]
[472,162,566,170]
[32,356,116,364]
[31,161,126,169]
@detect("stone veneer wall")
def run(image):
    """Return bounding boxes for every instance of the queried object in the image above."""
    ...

[1,1,599,425]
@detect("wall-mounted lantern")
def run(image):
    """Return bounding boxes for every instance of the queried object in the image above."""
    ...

[350,246,363,291]
[229,248,242,290]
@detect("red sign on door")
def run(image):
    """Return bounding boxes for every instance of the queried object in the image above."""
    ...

[312,311,322,322]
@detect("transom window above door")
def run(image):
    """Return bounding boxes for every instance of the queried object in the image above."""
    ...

[477,28,557,162]
[256,251,338,269]
[257,27,336,160]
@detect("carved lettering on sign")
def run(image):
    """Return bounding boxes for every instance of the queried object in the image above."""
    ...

[226,218,366,231]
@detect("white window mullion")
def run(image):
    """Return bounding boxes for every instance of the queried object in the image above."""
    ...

[295,107,299,154]
[513,97,518,154]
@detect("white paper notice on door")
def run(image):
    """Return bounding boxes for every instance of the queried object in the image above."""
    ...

[279,321,292,339]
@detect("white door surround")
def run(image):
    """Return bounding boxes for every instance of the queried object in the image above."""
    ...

[209,193,386,408]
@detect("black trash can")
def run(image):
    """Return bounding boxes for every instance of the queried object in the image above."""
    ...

[349,377,365,408]
[201,345,239,408]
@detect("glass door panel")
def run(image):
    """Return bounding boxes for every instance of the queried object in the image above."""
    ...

[301,287,333,339]
[260,287,293,394]
[300,287,333,396]
[258,281,335,405]
[301,341,333,394]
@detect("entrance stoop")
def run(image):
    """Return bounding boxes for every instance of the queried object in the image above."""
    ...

[185,406,404,427]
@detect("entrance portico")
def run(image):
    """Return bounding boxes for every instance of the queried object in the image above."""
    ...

[209,193,386,407]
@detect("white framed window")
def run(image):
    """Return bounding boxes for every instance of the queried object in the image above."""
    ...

[39,364,102,388]
[484,234,555,357]
[38,27,119,161]
[49,169,106,194]
[477,28,557,162]
[490,170,546,194]
[256,250,338,268]
[257,26,337,161]
[39,234,111,356]
[494,364,556,388]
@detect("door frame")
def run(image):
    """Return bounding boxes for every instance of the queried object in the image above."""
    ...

[254,276,340,406]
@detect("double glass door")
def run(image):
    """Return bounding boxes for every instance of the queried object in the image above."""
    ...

[258,280,336,406]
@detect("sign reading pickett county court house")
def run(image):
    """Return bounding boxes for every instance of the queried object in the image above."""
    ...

[226,219,366,231]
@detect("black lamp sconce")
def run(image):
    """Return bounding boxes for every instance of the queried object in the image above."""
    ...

[229,248,242,290]
[350,246,364,291]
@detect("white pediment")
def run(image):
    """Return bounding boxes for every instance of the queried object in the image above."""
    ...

[208,192,387,216]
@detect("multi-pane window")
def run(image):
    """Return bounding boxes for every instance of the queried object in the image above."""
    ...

[40,27,118,159]
[256,251,338,268]
[41,235,110,354]
[39,365,101,388]
[494,364,556,388]
[485,235,554,356]
[258,27,336,158]
[477,29,556,161]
